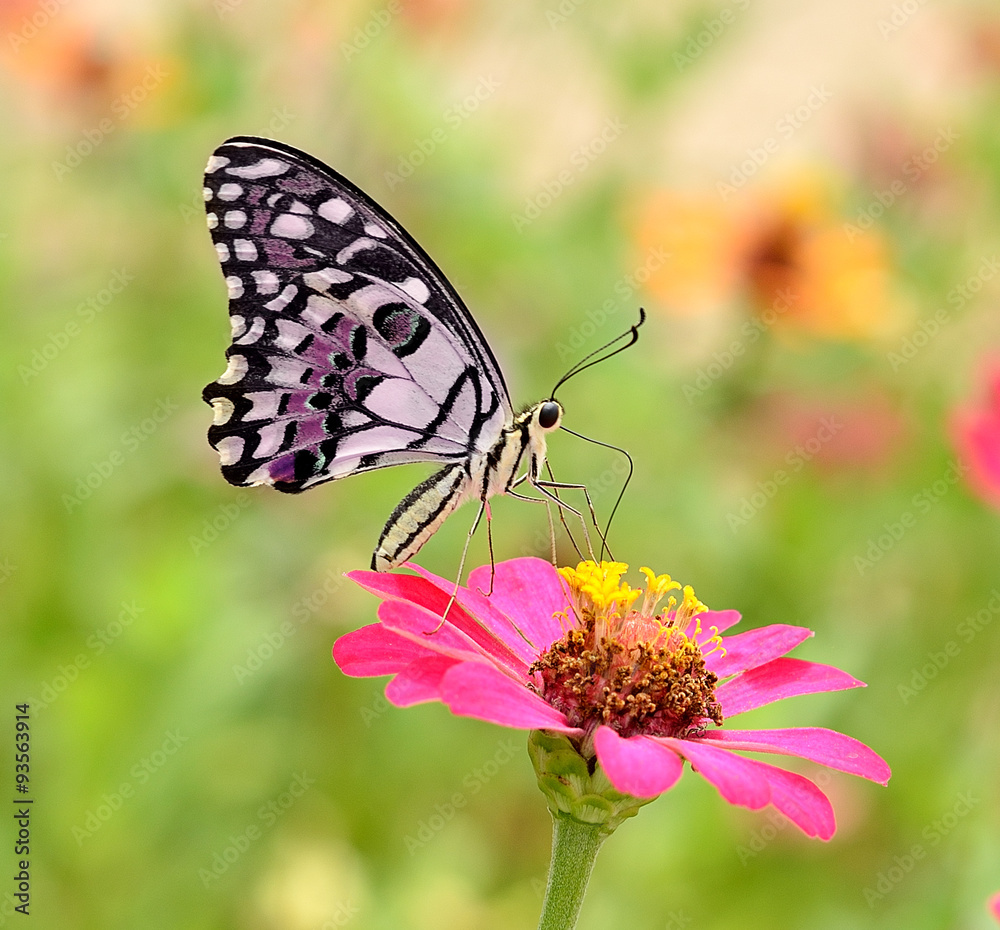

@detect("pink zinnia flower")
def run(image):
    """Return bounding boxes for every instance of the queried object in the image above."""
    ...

[334,558,889,839]
[991,891,1000,923]
[953,362,1000,509]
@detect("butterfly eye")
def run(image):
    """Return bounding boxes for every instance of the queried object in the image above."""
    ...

[538,401,561,430]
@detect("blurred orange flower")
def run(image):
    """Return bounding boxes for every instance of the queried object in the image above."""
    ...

[632,173,900,342]
[0,6,180,128]
[965,16,1000,80]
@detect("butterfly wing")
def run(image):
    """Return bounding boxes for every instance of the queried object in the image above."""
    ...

[202,136,513,492]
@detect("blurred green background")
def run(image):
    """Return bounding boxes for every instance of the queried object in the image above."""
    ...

[3,0,1000,927]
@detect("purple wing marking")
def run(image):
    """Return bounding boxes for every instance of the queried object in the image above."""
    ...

[202,137,512,492]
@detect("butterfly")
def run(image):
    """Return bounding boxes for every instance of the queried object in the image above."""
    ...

[202,136,639,573]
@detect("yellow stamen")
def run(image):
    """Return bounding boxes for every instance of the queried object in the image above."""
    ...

[559,560,634,611]
[639,566,680,614]
[537,562,726,738]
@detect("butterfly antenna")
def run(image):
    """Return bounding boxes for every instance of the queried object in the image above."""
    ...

[549,308,646,399]
[559,427,634,561]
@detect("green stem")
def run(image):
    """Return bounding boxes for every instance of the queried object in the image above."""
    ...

[536,814,608,930]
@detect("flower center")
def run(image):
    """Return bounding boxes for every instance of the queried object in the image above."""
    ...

[530,562,724,739]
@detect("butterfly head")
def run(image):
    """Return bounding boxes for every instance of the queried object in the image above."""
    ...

[537,400,563,432]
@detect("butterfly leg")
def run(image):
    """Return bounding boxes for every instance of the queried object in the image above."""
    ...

[540,463,590,562]
[528,480,599,562]
[507,484,586,563]
[427,497,488,634]
[521,482,596,561]
[535,478,616,562]
[545,499,557,565]
[483,500,497,597]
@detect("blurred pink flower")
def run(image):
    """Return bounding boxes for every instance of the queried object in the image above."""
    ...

[952,363,1000,509]
[990,891,1000,922]
[334,558,890,839]
[744,390,909,475]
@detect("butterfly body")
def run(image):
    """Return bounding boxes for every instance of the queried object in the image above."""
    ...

[201,136,565,571]
[372,400,562,570]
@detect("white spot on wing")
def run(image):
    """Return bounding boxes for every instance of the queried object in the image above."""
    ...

[345,283,401,316]
[215,242,230,262]
[337,237,377,263]
[234,238,258,261]
[243,392,281,420]
[253,422,286,458]
[399,277,431,304]
[218,354,248,384]
[265,284,297,313]
[235,317,266,345]
[301,294,340,328]
[211,397,235,425]
[266,356,310,386]
[275,318,310,350]
[290,200,312,214]
[206,155,230,174]
[271,214,314,239]
[226,157,290,179]
[230,314,246,339]
[224,210,247,229]
[218,183,242,201]
[206,213,218,229]
[318,198,353,223]
[364,223,388,239]
[226,276,244,299]
[335,427,422,466]
[253,270,280,294]
[215,435,244,465]
[341,410,371,428]
[363,378,439,428]
[245,464,273,484]
[203,187,213,201]
[361,338,409,379]
[303,268,353,291]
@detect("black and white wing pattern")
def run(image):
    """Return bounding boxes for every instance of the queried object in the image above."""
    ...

[202,136,512,492]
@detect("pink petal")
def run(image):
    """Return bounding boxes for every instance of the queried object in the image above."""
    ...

[349,568,449,614]
[353,569,530,674]
[440,662,580,733]
[753,760,836,839]
[378,601,527,678]
[696,727,891,784]
[708,625,814,678]
[385,655,458,706]
[659,737,770,809]
[465,557,568,653]
[408,561,543,665]
[989,891,1000,921]
[333,624,433,677]
[593,727,683,798]
[686,609,742,642]
[717,658,864,718]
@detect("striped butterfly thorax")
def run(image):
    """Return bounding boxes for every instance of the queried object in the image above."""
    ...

[201,137,566,571]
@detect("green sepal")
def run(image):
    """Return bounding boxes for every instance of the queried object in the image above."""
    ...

[528,729,656,834]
